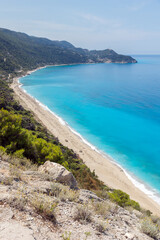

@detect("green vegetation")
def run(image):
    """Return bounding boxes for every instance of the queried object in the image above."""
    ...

[62,231,72,240]
[0,109,62,164]
[108,189,140,210]
[0,27,136,75]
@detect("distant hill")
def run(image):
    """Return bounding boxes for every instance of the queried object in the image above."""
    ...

[0,28,137,75]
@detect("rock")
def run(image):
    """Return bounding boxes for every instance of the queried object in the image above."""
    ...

[132,209,143,219]
[38,161,78,189]
[124,232,135,239]
[0,207,34,240]
[0,185,11,202]
[0,221,34,240]
[121,215,132,226]
[0,207,14,221]
[79,189,102,203]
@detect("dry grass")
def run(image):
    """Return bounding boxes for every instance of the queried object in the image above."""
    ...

[92,201,110,218]
[0,176,13,185]
[141,217,160,239]
[0,149,37,171]
[95,220,108,233]
[9,156,37,171]
[74,204,92,223]
[124,206,134,213]
[8,196,28,211]
[50,183,79,202]
[9,164,22,181]
[30,193,57,223]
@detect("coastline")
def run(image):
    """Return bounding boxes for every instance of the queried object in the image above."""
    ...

[11,67,160,215]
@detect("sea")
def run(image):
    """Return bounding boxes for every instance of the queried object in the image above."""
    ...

[20,55,160,204]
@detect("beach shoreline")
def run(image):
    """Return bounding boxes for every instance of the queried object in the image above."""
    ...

[11,66,160,215]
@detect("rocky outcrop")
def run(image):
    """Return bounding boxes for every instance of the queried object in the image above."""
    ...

[38,161,78,189]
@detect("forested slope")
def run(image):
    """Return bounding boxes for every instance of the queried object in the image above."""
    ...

[0,28,137,75]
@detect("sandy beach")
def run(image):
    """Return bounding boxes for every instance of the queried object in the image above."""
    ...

[11,71,160,215]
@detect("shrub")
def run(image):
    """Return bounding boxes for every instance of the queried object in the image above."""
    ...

[74,204,92,223]
[0,176,13,185]
[50,183,62,197]
[108,189,140,211]
[12,149,25,159]
[9,164,22,181]
[30,194,57,223]
[8,196,27,211]
[141,217,160,239]
[0,109,63,165]
[62,231,71,240]
[50,183,79,202]
[95,187,110,200]
[92,201,110,218]
[0,146,6,153]
[95,220,108,233]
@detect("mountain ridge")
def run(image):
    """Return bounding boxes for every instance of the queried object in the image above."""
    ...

[0,27,137,75]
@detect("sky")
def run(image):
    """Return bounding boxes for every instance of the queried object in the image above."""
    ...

[0,0,160,54]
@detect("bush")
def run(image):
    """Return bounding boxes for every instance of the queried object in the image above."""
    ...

[12,149,25,159]
[74,204,92,223]
[141,217,160,239]
[0,146,6,153]
[95,220,108,233]
[30,194,57,223]
[0,109,63,164]
[50,183,79,202]
[92,201,110,218]
[8,196,27,211]
[108,189,140,211]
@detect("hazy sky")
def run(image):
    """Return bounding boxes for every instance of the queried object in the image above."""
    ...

[0,0,160,54]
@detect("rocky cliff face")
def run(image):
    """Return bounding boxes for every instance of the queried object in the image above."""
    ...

[0,155,157,240]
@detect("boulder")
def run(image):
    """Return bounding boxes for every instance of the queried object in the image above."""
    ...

[38,161,78,189]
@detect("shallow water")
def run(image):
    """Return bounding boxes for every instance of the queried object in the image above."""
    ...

[20,55,160,202]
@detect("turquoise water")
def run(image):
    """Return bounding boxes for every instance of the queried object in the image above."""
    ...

[20,56,160,202]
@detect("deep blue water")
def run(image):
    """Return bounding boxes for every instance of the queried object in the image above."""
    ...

[20,55,160,201]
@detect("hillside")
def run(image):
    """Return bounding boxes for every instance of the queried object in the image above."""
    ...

[0,154,158,240]
[0,28,137,75]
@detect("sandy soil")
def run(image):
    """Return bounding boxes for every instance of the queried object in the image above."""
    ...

[11,71,160,216]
